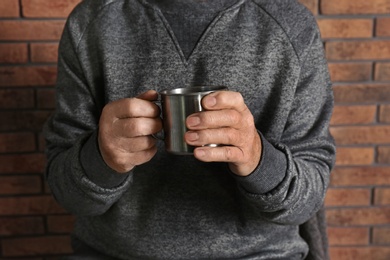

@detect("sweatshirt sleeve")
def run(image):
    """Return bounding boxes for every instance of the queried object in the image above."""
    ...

[233,29,336,225]
[44,14,133,216]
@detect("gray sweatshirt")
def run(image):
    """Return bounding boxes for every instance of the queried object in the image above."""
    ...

[44,0,336,259]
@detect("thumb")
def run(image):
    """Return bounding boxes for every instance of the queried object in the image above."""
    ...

[137,90,158,101]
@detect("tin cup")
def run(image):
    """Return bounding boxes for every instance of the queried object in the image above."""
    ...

[156,86,228,155]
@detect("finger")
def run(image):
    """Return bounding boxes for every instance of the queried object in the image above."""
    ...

[122,136,158,153]
[127,145,158,166]
[107,145,158,172]
[185,128,241,147]
[193,146,244,163]
[106,97,160,119]
[105,135,157,154]
[186,109,241,130]
[137,90,159,101]
[202,91,247,113]
[114,117,162,138]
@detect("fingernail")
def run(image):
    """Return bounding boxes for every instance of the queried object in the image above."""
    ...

[186,131,199,141]
[195,149,206,157]
[187,116,201,127]
[204,96,217,107]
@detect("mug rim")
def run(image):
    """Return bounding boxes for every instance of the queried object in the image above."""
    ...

[160,86,227,96]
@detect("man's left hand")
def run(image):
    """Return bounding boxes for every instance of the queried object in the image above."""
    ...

[184,90,262,177]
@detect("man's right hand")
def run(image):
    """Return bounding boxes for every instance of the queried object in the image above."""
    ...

[98,90,162,173]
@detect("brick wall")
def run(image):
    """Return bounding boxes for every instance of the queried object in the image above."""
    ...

[0,0,389,259]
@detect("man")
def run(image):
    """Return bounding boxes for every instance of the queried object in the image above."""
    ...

[44,0,336,259]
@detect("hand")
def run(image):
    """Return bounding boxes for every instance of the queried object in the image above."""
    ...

[184,91,262,177]
[98,90,162,173]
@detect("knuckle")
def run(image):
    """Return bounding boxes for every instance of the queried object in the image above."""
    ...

[224,146,235,161]
[233,92,244,103]
[101,104,109,114]
[126,118,145,136]
[123,119,136,135]
[134,121,146,135]
[145,146,158,161]
[111,155,131,170]
[230,110,241,125]
[127,99,139,116]
[101,104,113,120]
[227,129,240,144]
[146,136,157,149]
[104,140,117,152]
[132,147,157,165]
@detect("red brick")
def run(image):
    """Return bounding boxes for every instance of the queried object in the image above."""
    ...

[38,133,46,152]
[326,41,390,61]
[0,111,52,131]
[377,146,390,163]
[22,0,81,18]
[0,89,35,109]
[327,227,369,245]
[330,126,390,145]
[0,217,44,236]
[331,105,376,125]
[0,43,28,63]
[318,19,373,39]
[0,66,57,87]
[0,176,42,195]
[325,188,371,206]
[0,133,36,153]
[375,188,390,205]
[328,62,372,82]
[0,154,46,174]
[335,147,374,166]
[330,247,390,260]
[47,215,75,233]
[380,105,390,123]
[376,17,390,37]
[321,0,390,14]
[373,227,390,244]
[298,0,318,15]
[37,88,56,109]
[2,235,72,256]
[333,84,390,103]
[0,20,65,41]
[326,207,390,226]
[330,167,390,186]
[0,0,20,17]
[375,62,390,81]
[30,43,59,63]
[0,195,66,215]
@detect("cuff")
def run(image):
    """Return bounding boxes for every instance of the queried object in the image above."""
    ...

[80,131,131,189]
[233,133,287,194]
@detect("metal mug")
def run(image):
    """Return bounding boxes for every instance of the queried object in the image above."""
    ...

[158,86,228,155]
